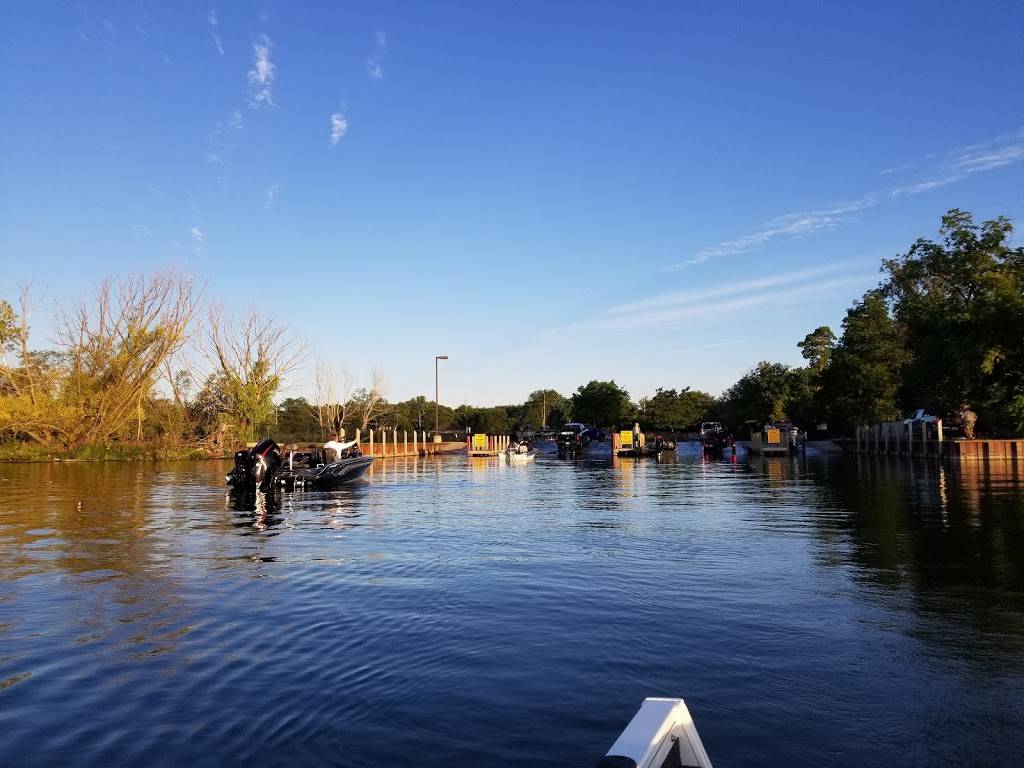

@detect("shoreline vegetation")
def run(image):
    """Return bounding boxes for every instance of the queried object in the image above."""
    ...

[0,441,211,463]
[2,209,1023,463]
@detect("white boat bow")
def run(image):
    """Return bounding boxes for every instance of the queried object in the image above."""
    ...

[597,697,713,768]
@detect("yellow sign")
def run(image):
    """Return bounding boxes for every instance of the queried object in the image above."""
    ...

[620,430,634,447]
[766,428,781,445]
[472,434,488,449]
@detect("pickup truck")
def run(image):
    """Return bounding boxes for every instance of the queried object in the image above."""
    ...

[556,423,591,450]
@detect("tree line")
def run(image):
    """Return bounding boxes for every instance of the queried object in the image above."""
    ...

[2,210,1021,454]
[715,209,1024,437]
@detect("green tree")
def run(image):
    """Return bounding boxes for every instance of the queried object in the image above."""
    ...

[797,325,837,373]
[883,209,1024,432]
[451,405,513,435]
[718,362,794,432]
[392,395,432,431]
[783,366,818,431]
[0,299,17,355]
[522,389,569,429]
[819,291,907,431]
[643,387,715,430]
[275,397,319,442]
[570,380,632,427]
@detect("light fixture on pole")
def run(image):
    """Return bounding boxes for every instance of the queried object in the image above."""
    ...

[434,355,448,443]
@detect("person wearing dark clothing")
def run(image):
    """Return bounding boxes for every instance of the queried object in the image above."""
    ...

[960,404,978,439]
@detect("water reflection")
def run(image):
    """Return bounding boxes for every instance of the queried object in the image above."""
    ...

[1,456,1023,767]
[226,488,285,532]
[805,457,1024,665]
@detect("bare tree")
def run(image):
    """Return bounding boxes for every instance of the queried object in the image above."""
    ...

[313,360,354,439]
[56,271,202,444]
[0,272,200,446]
[204,308,306,443]
[352,367,389,430]
[0,284,61,444]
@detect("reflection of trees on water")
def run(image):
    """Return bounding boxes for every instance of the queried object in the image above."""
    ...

[805,456,1024,657]
[1,462,199,660]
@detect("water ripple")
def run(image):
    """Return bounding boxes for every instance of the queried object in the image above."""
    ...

[0,455,1023,766]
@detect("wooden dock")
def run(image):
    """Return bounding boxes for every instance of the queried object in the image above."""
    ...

[352,429,463,458]
[945,438,1024,463]
[849,421,1024,463]
[467,434,511,457]
[611,430,645,456]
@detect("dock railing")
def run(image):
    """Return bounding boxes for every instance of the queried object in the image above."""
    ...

[854,419,943,457]
[346,428,452,457]
[467,434,510,456]
[850,420,1024,462]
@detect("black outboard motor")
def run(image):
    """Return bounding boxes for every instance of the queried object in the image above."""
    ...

[225,439,282,492]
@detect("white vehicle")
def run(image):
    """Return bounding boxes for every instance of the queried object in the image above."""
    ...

[903,409,941,438]
[903,408,938,425]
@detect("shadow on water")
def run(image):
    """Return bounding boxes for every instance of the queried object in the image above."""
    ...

[806,457,1024,640]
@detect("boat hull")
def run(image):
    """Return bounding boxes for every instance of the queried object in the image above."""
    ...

[277,455,374,490]
[507,450,537,463]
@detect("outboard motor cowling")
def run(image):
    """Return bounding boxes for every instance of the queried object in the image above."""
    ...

[225,439,282,492]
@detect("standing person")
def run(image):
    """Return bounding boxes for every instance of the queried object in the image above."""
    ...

[960,404,978,439]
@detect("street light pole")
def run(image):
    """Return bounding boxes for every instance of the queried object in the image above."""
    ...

[434,355,448,442]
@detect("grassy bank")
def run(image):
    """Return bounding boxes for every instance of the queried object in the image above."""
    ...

[0,441,215,463]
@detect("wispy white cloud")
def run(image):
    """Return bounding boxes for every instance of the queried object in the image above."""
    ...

[329,111,349,146]
[208,8,224,55]
[666,196,879,270]
[190,226,204,248]
[206,109,243,164]
[610,264,852,315]
[890,129,1024,196]
[247,34,276,108]
[549,266,874,337]
[676,128,1024,270]
[614,275,870,330]
[265,182,279,210]
[366,29,386,80]
[100,18,117,47]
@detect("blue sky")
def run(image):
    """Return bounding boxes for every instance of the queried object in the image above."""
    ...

[2,1,1023,405]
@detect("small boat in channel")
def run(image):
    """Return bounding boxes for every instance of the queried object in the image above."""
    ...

[699,422,735,455]
[276,440,374,489]
[225,438,373,492]
[505,440,538,463]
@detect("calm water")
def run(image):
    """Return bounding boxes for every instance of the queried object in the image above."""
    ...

[1,449,1023,767]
